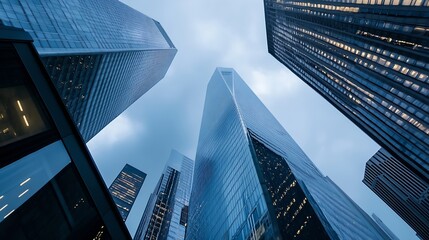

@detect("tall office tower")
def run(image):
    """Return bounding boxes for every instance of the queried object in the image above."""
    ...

[134,150,194,240]
[186,68,390,240]
[264,0,429,184]
[0,26,129,239]
[371,214,400,240]
[363,148,429,239]
[0,0,176,141]
[109,164,146,222]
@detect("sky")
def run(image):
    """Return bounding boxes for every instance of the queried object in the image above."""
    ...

[87,0,417,239]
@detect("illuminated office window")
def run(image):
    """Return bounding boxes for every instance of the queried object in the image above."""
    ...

[0,43,50,148]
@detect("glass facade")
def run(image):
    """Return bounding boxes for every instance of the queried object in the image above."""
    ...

[0,26,129,239]
[371,214,400,240]
[0,0,177,141]
[186,68,390,239]
[363,148,429,239]
[134,150,194,240]
[0,41,53,160]
[109,164,146,222]
[0,147,109,239]
[249,135,331,239]
[264,0,429,182]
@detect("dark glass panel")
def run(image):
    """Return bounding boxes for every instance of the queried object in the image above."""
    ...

[250,136,330,239]
[179,205,188,226]
[0,164,110,240]
[0,42,50,148]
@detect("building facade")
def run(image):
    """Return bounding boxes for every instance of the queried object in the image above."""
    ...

[0,0,177,141]
[364,148,429,239]
[186,68,390,240]
[371,214,400,240]
[109,164,146,222]
[134,150,194,240]
[0,26,129,239]
[264,0,429,183]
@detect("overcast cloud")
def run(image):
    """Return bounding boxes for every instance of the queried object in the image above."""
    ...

[87,0,417,238]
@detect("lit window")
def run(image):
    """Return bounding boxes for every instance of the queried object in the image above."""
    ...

[0,43,50,148]
[393,64,401,71]
[401,67,410,74]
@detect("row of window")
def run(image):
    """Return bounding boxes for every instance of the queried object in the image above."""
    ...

[275,0,429,6]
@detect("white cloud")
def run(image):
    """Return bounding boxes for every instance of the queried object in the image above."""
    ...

[87,115,143,153]
[193,20,227,51]
[246,69,301,97]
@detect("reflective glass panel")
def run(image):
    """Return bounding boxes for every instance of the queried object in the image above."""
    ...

[0,42,50,147]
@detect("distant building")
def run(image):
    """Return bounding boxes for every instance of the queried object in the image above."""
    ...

[0,0,177,141]
[109,164,146,221]
[134,150,194,240]
[185,68,390,239]
[371,214,400,240]
[264,0,429,187]
[0,26,129,239]
[364,148,429,239]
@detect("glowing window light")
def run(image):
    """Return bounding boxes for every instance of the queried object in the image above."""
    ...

[3,209,14,219]
[17,100,23,111]
[0,204,7,212]
[23,115,29,127]
[20,178,31,186]
[18,189,29,198]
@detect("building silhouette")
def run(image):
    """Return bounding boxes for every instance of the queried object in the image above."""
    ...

[109,164,146,222]
[135,150,194,240]
[0,26,129,239]
[364,148,429,239]
[185,68,390,239]
[0,0,176,141]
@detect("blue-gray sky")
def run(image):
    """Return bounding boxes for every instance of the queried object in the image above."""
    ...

[87,0,417,239]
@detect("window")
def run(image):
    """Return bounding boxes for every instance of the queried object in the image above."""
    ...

[0,86,49,147]
[0,43,50,148]
[0,141,70,222]
[0,145,109,239]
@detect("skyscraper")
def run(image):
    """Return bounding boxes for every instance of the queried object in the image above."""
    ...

[363,148,429,239]
[186,68,390,239]
[264,0,429,183]
[0,26,129,239]
[371,214,400,240]
[134,150,194,240]
[109,164,146,222]
[0,0,176,141]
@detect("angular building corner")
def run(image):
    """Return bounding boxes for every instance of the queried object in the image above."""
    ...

[134,150,194,240]
[0,25,130,239]
[186,68,391,239]
[0,0,177,141]
[364,148,429,239]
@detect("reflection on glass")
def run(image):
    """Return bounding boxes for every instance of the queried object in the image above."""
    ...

[0,141,70,222]
[0,141,109,239]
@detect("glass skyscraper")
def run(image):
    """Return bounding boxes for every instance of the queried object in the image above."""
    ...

[371,214,400,240]
[0,26,129,239]
[0,0,177,141]
[134,150,194,240]
[109,164,146,222]
[264,0,429,184]
[186,68,390,240]
[363,148,429,239]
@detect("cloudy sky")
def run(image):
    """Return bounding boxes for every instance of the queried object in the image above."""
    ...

[87,0,416,239]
